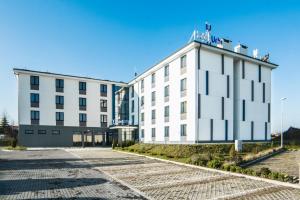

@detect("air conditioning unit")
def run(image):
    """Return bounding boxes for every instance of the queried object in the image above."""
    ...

[234,44,248,55]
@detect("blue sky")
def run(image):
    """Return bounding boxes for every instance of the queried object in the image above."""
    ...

[0,0,299,132]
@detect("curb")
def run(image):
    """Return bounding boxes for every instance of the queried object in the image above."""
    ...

[114,150,300,190]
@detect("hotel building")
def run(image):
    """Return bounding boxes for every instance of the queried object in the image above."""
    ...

[14,31,278,146]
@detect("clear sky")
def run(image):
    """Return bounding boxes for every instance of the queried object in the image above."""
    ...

[0,0,299,132]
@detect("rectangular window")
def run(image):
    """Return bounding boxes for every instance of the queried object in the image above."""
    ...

[25,130,34,134]
[100,84,107,96]
[222,97,225,120]
[56,96,64,105]
[56,79,64,92]
[31,93,39,103]
[251,121,254,140]
[100,114,107,123]
[141,79,144,90]
[225,120,228,141]
[165,126,169,137]
[79,97,86,106]
[181,101,187,114]
[151,91,156,102]
[180,78,187,91]
[164,65,169,77]
[56,112,64,121]
[206,71,209,95]
[180,124,187,136]
[79,82,86,91]
[181,55,187,68]
[151,110,156,119]
[227,75,230,98]
[251,80,254,101]
[30,76,39,85]
[198,93,201,118]
[38,130,46,134]
[242,60,245,79]
[131,115,134,125]
[100,99,107,112]
[268,103,271,123]
[79,113,87,122]
[210,119,213,141]
[265,122,268,140]
[164,106,169,117]
[164,86,169,97]
[131,86,134,98]
[141,113,144,122]
[52,130,60,135]
[263,83,265,103]
[141,129,144,138]
[258,65,262,82]
[141,96,144,107]
[151,128,155,138]
[221,54,224,75]
[242,100,246,121]
[151,73,155,84]
[131,100,134,112]
[31,111,40,120]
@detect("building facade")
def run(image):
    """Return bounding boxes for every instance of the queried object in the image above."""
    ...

[14,38,277,146]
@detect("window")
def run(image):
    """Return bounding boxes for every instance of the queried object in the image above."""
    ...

[151,73,155,85]
[164,106,169,117]
[181,101,187,114]
[206,71,209,95]
[100,84,107,96]
[31,93,39,103]
[100,99,107,112]
[100,114,107,125]
[25,130,34,134]
[210,119,214,141]
[79,97,86,106]
[151,91,156,102]
[180,124,187,136]
[131,115,134,125]
[131,100,134,112]
[38,130,46,134]
[258,65,262,82]
[242,60,245,79]
[164,86,169,97]
[141,113,144,122]
[141,79,144,91]
[151,128,155,138]
[265,122,268,140]
[227,75,230,98]
[30,76,39,85]
[180,78,187,91]
[151,110,156,119]
[141,96,144,107]
[262,83,265,103]
[56,96,64,105]
[225,120,228,141]
[221,97,225,120]
[251,121,254,140]
[221,54,225,75]
[198,94,201,119]
[141,129,144,138]
[164,65,169,77]
[79,113,87,122]
[52,130,60,135]
[79,82,86,91]
[131,86,134,98]
[251,80,254,101]
[181,55,187,68]
[242,100,246,121]
[31,111,39,120]
[165,126,169,137]
[56,112,64,121]
[268,103,270,123]
[56,79,64,92]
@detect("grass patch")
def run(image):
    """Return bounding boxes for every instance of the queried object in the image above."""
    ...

[3,146,27,151]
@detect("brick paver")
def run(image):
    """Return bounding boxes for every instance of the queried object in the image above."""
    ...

[0,149,145,200]
[68,149,300,200]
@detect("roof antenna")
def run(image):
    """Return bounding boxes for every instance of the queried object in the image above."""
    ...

[134,66,138,77]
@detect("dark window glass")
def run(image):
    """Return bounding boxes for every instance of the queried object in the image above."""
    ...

[268,103,271,123]
[222,97,225,120]
[221,54,224,75]
[131,86,134,98]
[100,99,107,108]
[263,83,265,103]
[227,75,230,98]
[265,122,268,140]
[79,98,86,106]
[164,106,169,117]
[141,96,144,106]
[165,126,169,137]
[31,111,39,120]
[198,94,201,118]
[151,110,156,119]
[242,60,245,79]
[251,80,254,101]
[151,91,155,102]
[100,115,107,123]
[38,130,46,134]
[30,93,39,103]
[258,65,262,82]
[141,129,144,138]
[151,73,155,84]
[79,82,86,91]
[100,84,107,93]
[210,119,213,141]
[30,76,39,85]
[79,113,87,122]
[151,128,155,137]
[206,71,209,95]
[56,112,64,121]
[164,86,169,97]
[242,100,246,121]
[180,78,187,91]
[131,100,134,112]
[141,113,144,122]
[251,121,254,140]
[181,55,187,68]
[52,130,60,135]
[56,96,64,105]
[141,79,144,89]
[25,130,34,134]
[131,115,134,125]
[180,124,187,136]
[164,65,169,77]
[181,101,187,114]
[225,120,228,141]
[56,79,64,88]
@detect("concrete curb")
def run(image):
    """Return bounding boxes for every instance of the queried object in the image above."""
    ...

[65,149,152,200]
[115,150,300,190]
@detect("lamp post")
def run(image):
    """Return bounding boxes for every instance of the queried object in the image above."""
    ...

[280,97,287,148]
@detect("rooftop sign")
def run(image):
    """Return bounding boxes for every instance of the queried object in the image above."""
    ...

[189,22,223,45]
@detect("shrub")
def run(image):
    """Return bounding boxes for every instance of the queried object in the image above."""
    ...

[189,153,212,166]
[222,163,232,171]
[260,167,271,178]
[11,138,17,148]
[207,159,223,169]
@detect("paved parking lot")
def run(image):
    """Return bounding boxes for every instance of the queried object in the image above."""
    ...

[1,148,300,200]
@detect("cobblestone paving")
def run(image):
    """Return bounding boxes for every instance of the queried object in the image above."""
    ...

[249,150,300,177]
[68,149,300,200]
[0,149,146,200]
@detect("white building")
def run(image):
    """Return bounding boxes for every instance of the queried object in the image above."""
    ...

[14,28,278,146]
